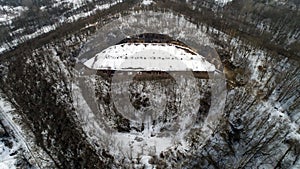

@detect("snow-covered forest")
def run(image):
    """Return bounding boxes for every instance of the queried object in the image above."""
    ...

[0,0,299,168]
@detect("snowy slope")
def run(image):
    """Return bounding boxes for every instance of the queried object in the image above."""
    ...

[84,43,216,71]
[0,97,18,169]
[214,0,233,6]
[0,0,123,54]
[0,5,27,24]
[141,0,154,6]
[0,93,54,168]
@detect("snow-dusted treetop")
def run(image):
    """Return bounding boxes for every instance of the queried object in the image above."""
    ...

[84,43,216,72]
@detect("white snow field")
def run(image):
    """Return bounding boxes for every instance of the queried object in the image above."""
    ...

[214,0,233,6]
[84,43,216,72]
[141,0,154,6]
